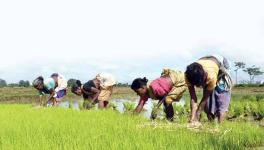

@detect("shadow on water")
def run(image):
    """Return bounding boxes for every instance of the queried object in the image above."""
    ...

[57,99,185,119]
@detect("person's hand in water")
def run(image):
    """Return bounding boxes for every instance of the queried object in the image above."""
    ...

[87,103,94,109]
[91,100,97,105]
[150,98,166,120]
[150,107,158,120]
[83,100,95,109]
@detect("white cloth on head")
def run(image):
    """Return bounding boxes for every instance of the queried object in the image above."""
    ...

[55,74,68,92]
[211,54,230,70]
[96,73,116,88]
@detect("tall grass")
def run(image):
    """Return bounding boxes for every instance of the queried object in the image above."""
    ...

[0,105,263,150]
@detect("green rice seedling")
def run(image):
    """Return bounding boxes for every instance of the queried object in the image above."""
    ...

[244,102,251,117]
[108,102,117,110]
[242,95,256,101]
[83,100,94,110]
[173,104,185,116]
[0,104,263,149]
[68,101,73,109]
[123,102,135,112]
[199,112,208,122]
[249,101,259,117]
[256,94,264,101]
[234,102,244,118]
[172,104,186,122]
[183,100,191,115]
[151,101,163,111]
[257,101,264,120]
[227,102,236,119]
[78,100,84,110]
[1,87,264,149]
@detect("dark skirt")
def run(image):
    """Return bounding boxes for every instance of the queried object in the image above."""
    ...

[204,89,231,115]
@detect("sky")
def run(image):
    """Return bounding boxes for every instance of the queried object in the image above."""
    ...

[0,0,264,83]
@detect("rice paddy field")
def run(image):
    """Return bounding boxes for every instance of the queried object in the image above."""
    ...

[0,87,264,150]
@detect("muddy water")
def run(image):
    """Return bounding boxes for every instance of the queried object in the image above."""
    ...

[56,99,185,119]
[111,99,185,118]
[47,99,264,126]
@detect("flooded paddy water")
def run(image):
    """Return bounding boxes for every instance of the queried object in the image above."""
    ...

[56,98,185,119]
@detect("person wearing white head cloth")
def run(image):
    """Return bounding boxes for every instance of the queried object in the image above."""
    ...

[96,73,116,108]
[71,73,116,109]
[50,73,68,104]
[96,73,116,88]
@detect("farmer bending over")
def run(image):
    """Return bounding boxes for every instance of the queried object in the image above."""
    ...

[71,73,116,109]
[131,69,187,121]
[185,55,232,124]
[33,73,67,106]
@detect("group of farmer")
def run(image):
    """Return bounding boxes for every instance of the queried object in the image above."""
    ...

[33,54,232,124]
[33,73,116,109]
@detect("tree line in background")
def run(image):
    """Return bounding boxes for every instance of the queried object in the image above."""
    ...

[234,62,263,86]
[0,62,263,88]
[0,78,130,88]
[0,79,30,88]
